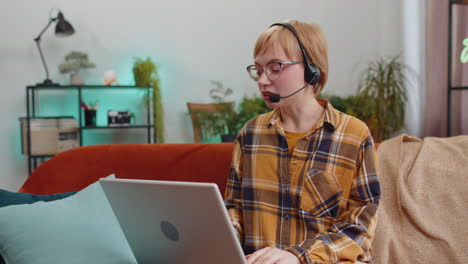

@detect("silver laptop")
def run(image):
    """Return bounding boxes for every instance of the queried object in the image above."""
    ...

[99,178,246,264]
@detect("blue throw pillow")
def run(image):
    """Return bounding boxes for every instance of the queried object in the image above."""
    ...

[0,189,77,208]
[0,176,137,264]
[0,188,78,264]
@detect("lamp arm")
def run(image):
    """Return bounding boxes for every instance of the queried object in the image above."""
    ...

[35,40,50,81]
[34,18,56,42]
[34,18,57,83]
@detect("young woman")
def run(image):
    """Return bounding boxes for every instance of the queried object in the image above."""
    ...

[225,20,381,264]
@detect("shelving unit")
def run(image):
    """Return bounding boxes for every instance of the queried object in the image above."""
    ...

[24,84,154,174]
[447,0,468,136]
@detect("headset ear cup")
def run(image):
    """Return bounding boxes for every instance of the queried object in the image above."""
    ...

[304,64,321,85]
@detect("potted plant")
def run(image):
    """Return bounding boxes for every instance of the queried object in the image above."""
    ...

[195,81,270,142]
[58,51,96,85]
[321,55,409,142]
[356,55,409,142]
[194,81,238,142]
[132,57,164,143]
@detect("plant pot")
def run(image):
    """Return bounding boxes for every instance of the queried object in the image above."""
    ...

[70,72,84,85]
[221,134,236,143]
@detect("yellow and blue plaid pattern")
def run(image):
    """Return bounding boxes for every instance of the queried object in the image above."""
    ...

[225,100,380,264]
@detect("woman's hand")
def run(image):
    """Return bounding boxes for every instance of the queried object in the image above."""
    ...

[246,247,300,264]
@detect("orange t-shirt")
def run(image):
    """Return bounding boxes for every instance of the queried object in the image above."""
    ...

[284,130,308,155]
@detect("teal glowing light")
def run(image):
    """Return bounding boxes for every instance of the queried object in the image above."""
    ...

[461,38,468,64]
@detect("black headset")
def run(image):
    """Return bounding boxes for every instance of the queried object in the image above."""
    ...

[269,23,321,86]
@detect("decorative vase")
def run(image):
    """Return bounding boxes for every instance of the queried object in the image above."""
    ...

[84,109,97,127]
[70,72,84,85]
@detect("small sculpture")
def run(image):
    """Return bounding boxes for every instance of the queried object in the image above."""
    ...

[103,70,118,86]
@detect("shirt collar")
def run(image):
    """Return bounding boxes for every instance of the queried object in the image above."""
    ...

[266,98,339,132]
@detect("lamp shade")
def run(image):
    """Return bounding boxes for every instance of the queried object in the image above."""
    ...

[55,12,75,37]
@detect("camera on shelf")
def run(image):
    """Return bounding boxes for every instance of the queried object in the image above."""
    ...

[107,111,133,127]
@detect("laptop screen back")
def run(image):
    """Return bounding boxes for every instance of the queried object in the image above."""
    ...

[100,178,246,264]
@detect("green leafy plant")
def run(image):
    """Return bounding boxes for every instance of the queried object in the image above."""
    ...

[321,55,410,142]
[319,94,372,121]
[195,80,269,141]
[58,51,96,74]
[237,96,269,125]
[195,81,238,139]
[132,57,164,143]
[357,55,409,142]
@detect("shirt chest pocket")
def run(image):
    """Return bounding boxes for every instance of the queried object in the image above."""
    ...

[299,168,343,219]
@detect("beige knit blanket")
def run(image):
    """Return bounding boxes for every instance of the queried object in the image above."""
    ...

[372,134,468,264]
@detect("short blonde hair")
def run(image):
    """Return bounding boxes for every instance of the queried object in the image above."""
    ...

[253,20,329,95]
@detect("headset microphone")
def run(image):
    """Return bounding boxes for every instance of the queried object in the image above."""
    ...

[268,83,309,103]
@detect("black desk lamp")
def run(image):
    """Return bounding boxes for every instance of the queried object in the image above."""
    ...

[34,9,75,86]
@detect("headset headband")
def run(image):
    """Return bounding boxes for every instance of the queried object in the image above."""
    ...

[269,23,311,66]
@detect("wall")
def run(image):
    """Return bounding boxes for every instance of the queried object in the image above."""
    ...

[0,0,403,191]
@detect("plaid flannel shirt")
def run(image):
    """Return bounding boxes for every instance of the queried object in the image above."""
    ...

[224,100,380,264]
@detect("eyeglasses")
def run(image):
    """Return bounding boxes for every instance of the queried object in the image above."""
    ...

[246,61,301,82]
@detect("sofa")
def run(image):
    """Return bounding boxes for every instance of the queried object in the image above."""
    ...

[6,135,468,263]
[0,143,235,264]
[19,143,234,196]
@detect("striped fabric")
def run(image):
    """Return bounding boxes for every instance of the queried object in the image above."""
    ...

[224,99,380,264]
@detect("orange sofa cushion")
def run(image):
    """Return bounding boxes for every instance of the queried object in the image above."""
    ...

[20,143,234,196]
